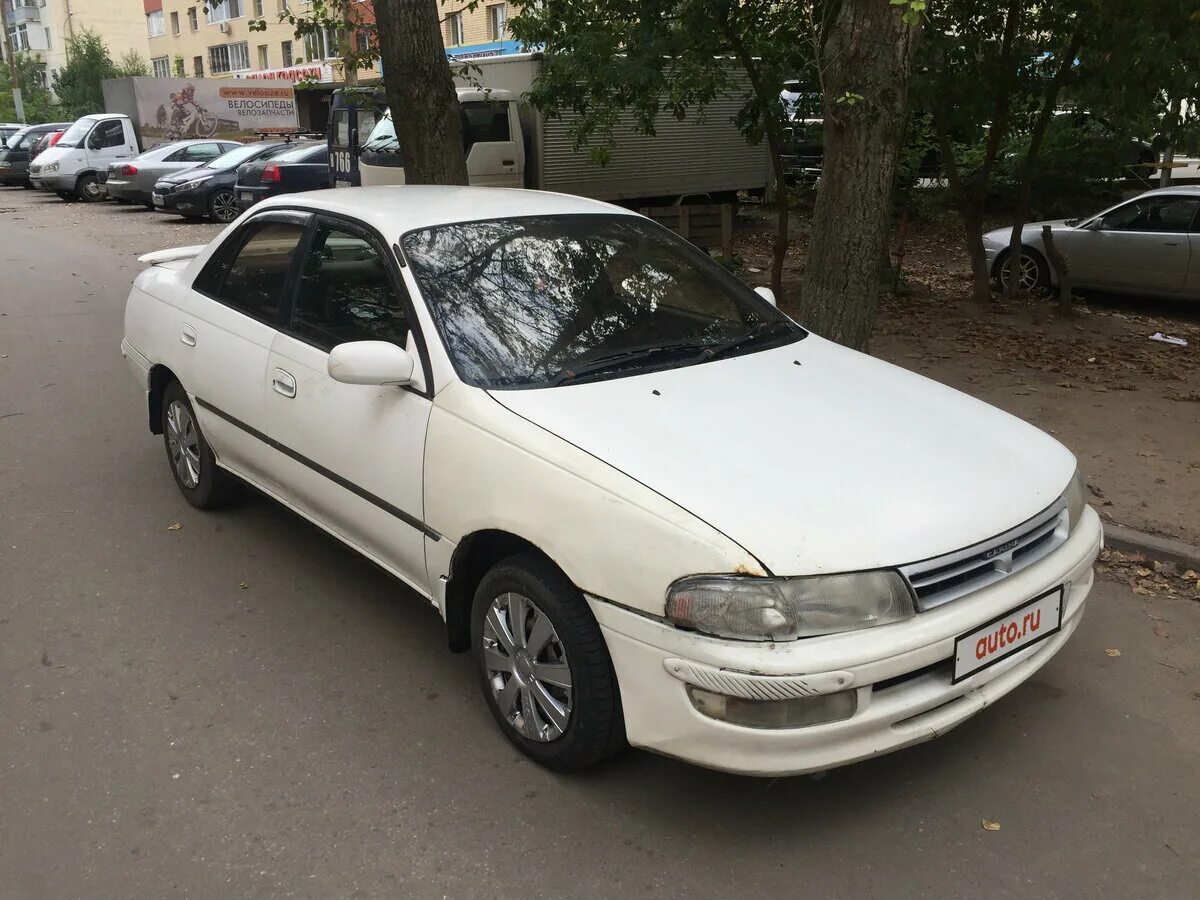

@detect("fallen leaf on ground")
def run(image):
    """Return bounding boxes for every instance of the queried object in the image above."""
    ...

[982,819,1001,832]
[167,523,182,531]
[239,581,248,590]
[1154,624,1170,639]
[1105,648,1122,657]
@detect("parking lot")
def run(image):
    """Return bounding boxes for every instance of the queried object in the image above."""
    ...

[2,188,1199,898]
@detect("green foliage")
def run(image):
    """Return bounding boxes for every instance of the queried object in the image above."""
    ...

[173,55,186,77]
[114,50,150,78]
[51,29,117,119]
[0,53,55,122]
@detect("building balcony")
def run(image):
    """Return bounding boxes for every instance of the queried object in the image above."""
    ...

[7,4,42,25]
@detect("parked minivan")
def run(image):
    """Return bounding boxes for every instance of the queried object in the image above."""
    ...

[0,122,74,188]
[30,113,140,201]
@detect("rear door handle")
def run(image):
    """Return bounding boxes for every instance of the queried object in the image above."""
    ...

[180,325,197,347]
[271,368,297,398]
[1163,241,1180,246]
[501,159,515,166]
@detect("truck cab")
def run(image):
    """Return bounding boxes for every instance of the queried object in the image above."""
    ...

[331,88,523,189]
[31,113,139,201]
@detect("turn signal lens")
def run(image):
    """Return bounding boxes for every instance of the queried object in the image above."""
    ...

[687,686,858,729]
[1064,467,1087,534]
[121,164,138,176]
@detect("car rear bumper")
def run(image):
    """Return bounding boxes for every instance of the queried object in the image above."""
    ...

[0,165,29,184]
[106,181,147,203]
[592,507,1103,776]
[235,185,269,211]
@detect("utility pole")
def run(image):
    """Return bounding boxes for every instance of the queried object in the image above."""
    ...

[0,0,26,122]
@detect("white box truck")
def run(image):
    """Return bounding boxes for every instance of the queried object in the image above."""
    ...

[331,53,769,205]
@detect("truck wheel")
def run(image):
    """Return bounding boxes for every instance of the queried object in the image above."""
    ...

[76,174,105,203]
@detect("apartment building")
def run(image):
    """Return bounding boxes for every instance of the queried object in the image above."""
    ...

[4,0,149,86]
[142,0,377,84]
[440,1,520,59]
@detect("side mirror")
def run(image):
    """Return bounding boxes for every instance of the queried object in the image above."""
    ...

[327,340,415,386]
[1064,218,1079,227]
[754,285,777,307]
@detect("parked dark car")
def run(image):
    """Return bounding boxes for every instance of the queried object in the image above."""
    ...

[152,141,289,223]
[106,139,240,208]
[234,141,329,211]
[0,122,74,187]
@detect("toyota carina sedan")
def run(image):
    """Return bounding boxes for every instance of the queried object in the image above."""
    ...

[122,186,1102,775]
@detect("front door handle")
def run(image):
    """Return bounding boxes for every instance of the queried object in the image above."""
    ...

[501,159,516,166]
[180,325,197,346]
[271,368,297,398]
[1163,241,1181,246]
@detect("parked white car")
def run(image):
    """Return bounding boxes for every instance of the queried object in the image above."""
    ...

[122,187,1102,776]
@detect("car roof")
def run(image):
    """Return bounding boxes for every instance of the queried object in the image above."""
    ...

[1139,185,1200,198]
[254,185,634,233]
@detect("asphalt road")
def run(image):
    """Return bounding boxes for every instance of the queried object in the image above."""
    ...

[2,188,1199,899]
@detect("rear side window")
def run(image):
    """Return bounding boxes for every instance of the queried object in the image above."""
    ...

[194,220,307,323]
[171,142,223,162]
[461,101,510,153]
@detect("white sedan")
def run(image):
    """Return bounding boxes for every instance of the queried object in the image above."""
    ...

[122,186,1102,776]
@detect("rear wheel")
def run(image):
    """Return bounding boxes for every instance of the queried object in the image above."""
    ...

[208,188,239,223]
[161,381,238,509]
[76,174,104,202]
[472,553,625,772]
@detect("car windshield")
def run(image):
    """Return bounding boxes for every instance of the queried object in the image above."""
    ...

[362,113,399,152]
[209,143,271,171]
[55,119,95,149]
[402,214,804,389]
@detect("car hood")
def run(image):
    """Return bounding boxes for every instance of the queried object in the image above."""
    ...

[159,165,223,185]
[489,335,1075,575]
[31,146,70,167]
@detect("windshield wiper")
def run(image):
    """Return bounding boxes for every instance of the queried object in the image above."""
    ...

[699,320,794,362]
[548,341,706,386]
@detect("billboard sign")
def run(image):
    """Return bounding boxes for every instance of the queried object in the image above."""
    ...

[127,77,300,141]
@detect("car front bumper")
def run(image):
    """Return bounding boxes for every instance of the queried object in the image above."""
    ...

[592,506,1103,776]
[0,163,29,184]
[36,171,76,192]
[153,186,207,216]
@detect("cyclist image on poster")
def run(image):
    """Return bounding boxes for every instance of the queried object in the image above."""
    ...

[156,84,219,139]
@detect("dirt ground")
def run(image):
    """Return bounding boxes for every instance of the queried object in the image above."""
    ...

[737,206,1200,546]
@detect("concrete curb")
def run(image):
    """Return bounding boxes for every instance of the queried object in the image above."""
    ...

[1103,523,1200,572]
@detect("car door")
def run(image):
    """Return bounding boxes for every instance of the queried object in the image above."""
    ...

[1065,195,1197,293]
[462,100,521,187]
[263,215,435,592]
[180,211,312,488]
[84,118,136,171]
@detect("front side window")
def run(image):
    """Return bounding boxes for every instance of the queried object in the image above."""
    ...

[290,223,409,351]
[89,120,125,149]
[402,215,802,389]
[180,142,223,162]
[1102,196,1200,234]
[461,101,510,153]
[197,220,307,321]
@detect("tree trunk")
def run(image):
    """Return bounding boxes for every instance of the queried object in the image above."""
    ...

[1042,224,1072,314]
[373,0,468,185]
[1004,28,1084,298]
[1159,95,1180,188]
[933,107,991,303]
[799,0,921,351]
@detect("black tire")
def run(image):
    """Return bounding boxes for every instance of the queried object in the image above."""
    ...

[22,180,33,190]
[76,174,105,203]
[56,190,76,201]
[995,247,1050,294]
[144,201,155,211]
[160,380,238,509]
[471,553,625,772]
[208,188,239,223]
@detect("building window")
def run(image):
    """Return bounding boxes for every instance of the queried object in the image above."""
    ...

[32,62,47,88]
[8,23,30,52]
[147,10,165,37]
[170,11,179,35]
[304,25,337,60]
[209,41,250,74]
[193,55,204,77]
[281,40,292,66]
[487,4,507,41]
[188,7,198,31]
[446,12,463,46]
[355,30,368,54]
[206,0,241,25]
[253,0,263,16]
[257,43,268,69]
[151,56,171,78]
[277,0,290,13]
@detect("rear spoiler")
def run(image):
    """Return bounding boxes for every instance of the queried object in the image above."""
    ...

[137,245,207,266]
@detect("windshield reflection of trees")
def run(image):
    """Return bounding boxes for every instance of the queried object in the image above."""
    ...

[404,216,772,387]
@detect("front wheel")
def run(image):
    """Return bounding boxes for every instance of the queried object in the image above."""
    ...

[161,381,238,509]
[76,174,105,202]
[472,553,625,772]
[208,188,239,223]
[997,248,1050,294]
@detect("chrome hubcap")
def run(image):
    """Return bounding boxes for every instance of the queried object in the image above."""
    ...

[482,592,573,742]
[212,193,237,221]
[1003,254,1040,292]
[165,400,201,489]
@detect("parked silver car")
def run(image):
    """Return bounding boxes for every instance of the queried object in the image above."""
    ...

[985,186,1200,298]
[104,139,239,208]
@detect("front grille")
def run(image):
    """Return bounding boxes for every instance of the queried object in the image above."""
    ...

[900,500,1067,611]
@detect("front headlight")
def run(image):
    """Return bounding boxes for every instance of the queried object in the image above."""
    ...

[666,571,915,641]
[177,176,212,192]
[1064,467,1087,533]
[44,162,59,172]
